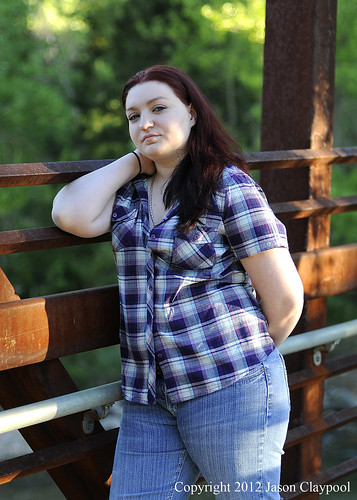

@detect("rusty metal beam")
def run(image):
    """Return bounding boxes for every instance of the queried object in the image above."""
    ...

[0,196,356,256]
[288,353,357,391]
[0,361,114,499]
[285,406,357,448]
[0,285,119,371]
[0,196,357,255]
[1,244,355,372]
[282,457,357,499]
[247,148,357,171]
[0,428,118,485]
[260,0,337,250]
[0,268,20,303]
[0,148,356,188]
[0,159,110,187]
[271,196,357,220]
[293,244,357,298]
[0,197,355,256]
[261,2,337,154]
[261,1,338,493]
[0,226,111,255]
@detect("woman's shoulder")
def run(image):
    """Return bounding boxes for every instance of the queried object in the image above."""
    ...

[219,165,265,198]
[209,165,264,215]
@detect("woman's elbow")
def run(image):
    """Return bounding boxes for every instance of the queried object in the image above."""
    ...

[52,205,74,233]
[52,206,110,238]
[283,279,305,324]
[294,276,305,316]
[52,205,85,236]
[265,281,304,346]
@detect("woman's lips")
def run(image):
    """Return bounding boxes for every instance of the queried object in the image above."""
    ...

[142,134,159,142]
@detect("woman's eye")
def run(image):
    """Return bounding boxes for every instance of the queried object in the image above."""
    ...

[128,113,139,122]
[153,105,166,113]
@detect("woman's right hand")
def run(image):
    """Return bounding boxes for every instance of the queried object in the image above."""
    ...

[135,149,156,176]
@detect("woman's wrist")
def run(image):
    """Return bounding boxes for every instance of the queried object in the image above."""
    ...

[115,152,144,181]
[131,150,142,174]
[130,150,156,176]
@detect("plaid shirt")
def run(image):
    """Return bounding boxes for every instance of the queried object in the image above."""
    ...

[111,165,288,404]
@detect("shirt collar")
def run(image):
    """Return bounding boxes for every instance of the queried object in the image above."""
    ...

[132,175,179,224]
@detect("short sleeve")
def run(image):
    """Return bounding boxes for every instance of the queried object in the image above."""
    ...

[223,168,288,260]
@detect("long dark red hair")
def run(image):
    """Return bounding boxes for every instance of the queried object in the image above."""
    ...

[121,65,249,230]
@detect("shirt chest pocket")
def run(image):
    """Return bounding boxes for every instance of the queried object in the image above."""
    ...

[112,208,140,251]
[171,225,219,270]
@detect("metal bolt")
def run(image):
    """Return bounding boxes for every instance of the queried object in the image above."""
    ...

[313,347,323,366]
[82,412,95,434]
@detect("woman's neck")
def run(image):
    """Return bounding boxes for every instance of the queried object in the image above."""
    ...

[154,163,176,181]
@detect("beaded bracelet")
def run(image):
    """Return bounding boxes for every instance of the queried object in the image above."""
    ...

[131,151,142,174]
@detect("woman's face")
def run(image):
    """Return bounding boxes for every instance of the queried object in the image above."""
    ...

[125,81,196,168]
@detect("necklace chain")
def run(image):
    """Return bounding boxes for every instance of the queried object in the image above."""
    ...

[149,174,156,225]
[149,174,170,226]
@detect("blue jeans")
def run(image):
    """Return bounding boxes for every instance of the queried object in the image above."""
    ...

[110,349,290,499]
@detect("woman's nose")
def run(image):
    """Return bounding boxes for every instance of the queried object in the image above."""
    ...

[140,113,154,130]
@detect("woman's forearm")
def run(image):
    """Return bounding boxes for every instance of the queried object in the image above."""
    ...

[52,153,140,237]
[260,295,304,347]
[241,247,304,347]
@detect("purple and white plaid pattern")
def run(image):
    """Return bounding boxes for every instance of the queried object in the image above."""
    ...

[111,166,288,404]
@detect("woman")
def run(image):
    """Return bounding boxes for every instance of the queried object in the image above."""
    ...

[52,65,304,499]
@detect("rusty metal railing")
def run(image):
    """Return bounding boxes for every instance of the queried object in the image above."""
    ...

[1,319,356,436]
[1,148,357,498]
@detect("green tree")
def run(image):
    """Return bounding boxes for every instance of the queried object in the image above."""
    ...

[0,0,79,164]
[68,0,265,159]
[334,2,357,147]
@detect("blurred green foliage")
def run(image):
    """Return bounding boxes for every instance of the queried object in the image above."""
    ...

[0,0,356,328]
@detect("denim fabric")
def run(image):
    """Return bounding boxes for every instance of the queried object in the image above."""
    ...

[109,349,290,499]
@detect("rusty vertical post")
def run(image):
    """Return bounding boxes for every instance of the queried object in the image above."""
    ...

[260,0,337,495]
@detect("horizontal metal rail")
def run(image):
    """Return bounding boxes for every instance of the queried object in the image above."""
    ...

[278,319,357,355]
[1,148,357,188]
[0,381,122,435]
[1,193,357,254]
[0,320,356,435]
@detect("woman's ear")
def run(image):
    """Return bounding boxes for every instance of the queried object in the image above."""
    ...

[189,104,197,125]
